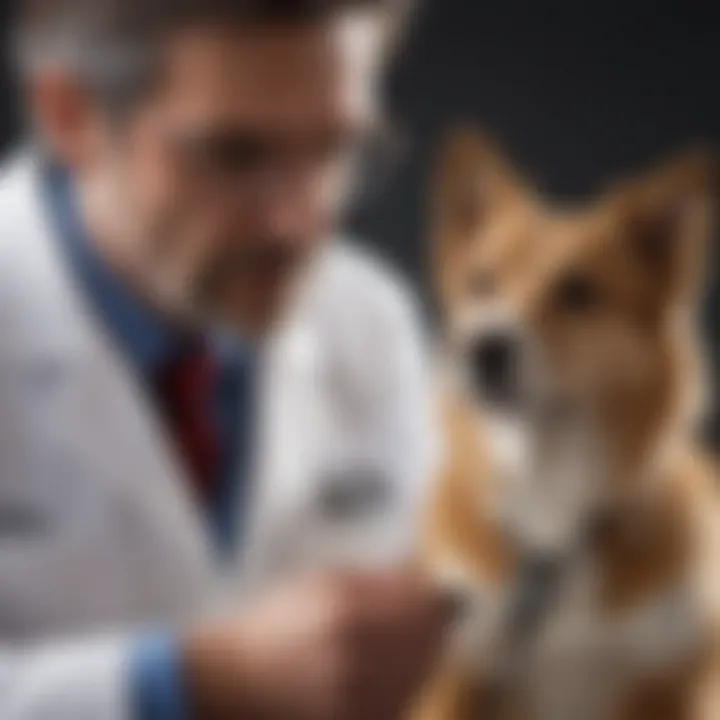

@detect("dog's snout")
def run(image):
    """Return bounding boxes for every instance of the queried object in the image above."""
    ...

[475,334,515,378]
[469,332,519,404]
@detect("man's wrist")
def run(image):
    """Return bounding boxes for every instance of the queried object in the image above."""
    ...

[181,621,245,720]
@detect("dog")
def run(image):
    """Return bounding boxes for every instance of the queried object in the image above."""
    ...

[414,130,720,720]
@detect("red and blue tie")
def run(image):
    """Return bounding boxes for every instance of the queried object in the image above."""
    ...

[155,347,220,505]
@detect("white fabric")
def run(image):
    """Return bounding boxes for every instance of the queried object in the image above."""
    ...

[0,153,436,719]
[0,637,128,720]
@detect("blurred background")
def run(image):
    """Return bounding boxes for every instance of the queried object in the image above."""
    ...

[1,0,718,445]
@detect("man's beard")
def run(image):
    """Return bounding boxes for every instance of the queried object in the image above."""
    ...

[187,241,313,336]
[196,242,306,296]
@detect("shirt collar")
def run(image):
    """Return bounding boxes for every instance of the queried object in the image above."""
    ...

[43,163,193,375]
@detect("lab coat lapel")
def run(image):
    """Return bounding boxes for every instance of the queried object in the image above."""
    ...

[14,155,217,615]
[239,309,331,590]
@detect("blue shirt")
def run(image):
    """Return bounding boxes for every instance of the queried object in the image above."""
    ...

[43,165,255,720]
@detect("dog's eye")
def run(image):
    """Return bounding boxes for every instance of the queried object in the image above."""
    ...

[466,271,495,298]
[553,273,602,313]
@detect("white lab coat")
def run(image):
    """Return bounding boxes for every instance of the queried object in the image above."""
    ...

[0,153,436,719]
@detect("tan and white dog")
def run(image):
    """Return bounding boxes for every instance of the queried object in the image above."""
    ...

[415,131,720,720]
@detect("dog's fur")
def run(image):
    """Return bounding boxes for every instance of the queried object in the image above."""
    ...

[415,131,720,720]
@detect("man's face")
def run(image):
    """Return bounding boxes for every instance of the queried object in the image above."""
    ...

[90,15,383,335]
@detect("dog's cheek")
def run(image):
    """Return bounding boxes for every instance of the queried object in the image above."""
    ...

[573,324,665,424]
[546,320,648,401]
[534,322,604,395]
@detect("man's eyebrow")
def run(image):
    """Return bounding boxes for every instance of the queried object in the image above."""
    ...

[168,113,396,162]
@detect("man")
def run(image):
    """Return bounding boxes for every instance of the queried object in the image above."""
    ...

[0,1,444,718]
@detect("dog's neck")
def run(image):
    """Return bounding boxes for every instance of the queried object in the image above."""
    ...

[477,400,695,561]
[478,407,613,556]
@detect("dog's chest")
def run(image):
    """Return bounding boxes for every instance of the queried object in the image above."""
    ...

[457,416,703,719]
[506,559,701,720]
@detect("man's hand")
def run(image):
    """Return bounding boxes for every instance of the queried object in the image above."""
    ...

[183,569,449,720]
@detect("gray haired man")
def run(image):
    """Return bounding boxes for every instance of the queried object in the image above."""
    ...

[0,1,445,718]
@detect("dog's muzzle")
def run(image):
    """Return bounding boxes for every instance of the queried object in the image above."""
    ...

[468,330,521,407]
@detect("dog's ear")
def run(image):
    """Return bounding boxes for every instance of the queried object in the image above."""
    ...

[431,128,529,240]
[614,147,718,305]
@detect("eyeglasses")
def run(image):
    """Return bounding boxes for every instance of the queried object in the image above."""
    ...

[160,121,410,206]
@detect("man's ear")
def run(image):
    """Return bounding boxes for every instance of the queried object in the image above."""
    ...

[615,147,718,305]
[431,127,530,241]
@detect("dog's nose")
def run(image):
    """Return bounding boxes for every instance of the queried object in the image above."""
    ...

[469,332,519,403]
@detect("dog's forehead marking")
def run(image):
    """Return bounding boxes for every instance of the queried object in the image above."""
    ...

[475,209,546,271]
[471,209,609,291]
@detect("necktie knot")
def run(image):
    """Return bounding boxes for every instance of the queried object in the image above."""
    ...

[161,349,217,408]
